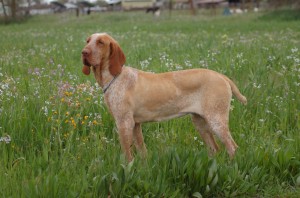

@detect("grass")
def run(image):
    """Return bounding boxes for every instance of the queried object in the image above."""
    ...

[0,10,299,197]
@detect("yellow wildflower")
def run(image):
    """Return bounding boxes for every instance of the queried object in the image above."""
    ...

[63,133,69,138]
[64,91,72,97]
[71,118,76,128]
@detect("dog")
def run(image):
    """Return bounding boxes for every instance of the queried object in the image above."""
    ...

[81,33,247,162]
[146,6,160,14]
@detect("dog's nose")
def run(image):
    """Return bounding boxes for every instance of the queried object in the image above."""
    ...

[82,49,90,56]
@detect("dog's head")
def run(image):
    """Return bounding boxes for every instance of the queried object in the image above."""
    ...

[81,33,126,76]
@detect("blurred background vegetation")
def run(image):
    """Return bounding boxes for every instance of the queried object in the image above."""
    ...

[1,0,300,24]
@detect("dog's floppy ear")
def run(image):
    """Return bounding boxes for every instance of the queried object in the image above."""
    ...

[109,41,126,76]
[82,65,90,75]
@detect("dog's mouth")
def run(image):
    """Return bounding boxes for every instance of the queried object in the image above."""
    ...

[82,57,101,75]
[82,58,92,76]
[83,58,92,67]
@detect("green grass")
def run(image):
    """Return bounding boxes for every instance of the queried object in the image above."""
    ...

[0,10,299,197]
[259,9,300,21]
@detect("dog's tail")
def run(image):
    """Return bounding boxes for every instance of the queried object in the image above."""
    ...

[222,75,247,105]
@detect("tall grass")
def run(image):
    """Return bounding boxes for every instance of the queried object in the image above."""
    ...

[0,11,299,197]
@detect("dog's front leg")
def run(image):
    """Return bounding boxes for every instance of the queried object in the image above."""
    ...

[116,115,135,162]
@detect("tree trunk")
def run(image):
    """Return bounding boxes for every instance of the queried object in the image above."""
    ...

[26,0,31,16]
[168,0,173,16]
[0,0,8,20]
[10,0,17,20]
[189,0,196,15]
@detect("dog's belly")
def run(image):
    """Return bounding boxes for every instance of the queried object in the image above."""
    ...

[151,112,191,122]
[134,110,190,123]
[133,99,201,123]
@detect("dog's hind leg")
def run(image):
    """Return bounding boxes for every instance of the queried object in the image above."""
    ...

[206,114,238,159]
[191,114,219,156]
[116,115,135,162]
[133,123,147,158]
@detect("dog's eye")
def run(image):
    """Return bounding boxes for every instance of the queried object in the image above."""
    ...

[98,40,104,45]
[86,37,91,43]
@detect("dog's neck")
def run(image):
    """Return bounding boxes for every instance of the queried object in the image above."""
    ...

[92,62,119,92]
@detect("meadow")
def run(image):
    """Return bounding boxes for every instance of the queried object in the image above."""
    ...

[0,10,299,197]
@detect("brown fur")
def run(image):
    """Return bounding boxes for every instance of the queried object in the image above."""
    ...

[81,33,247,162]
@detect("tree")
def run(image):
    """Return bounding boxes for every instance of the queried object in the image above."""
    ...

[1,0,34,22]
[189,0,196,15]
[0,0,8,21]
[10,0,16,19]
[0,0,18,21]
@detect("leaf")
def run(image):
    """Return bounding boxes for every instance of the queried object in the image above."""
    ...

[192,192,203,198]
[127,158,135,173]
[112,172,119,183]
[207,159,217,184]
[296,175,300,187]
[12,157,25,168]
[205,185,210,193]
[211,174,218,187]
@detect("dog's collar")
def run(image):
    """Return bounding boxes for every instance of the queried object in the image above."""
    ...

[103,74,119,94]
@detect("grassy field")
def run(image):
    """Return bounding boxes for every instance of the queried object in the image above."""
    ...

[0,10,299,197]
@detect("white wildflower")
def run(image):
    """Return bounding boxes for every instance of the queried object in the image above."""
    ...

[265,109,272,114]
[237,53,243,59]
[0,135,11,144]
[253,82,261,89]
[175,65,183,70]
[294,82,300,86]
[291,47,298,53]
[276,130,282,135]
[184,60,192,67]
[42,106,48,116]
[140,59,150,69]
[268,55,276,61]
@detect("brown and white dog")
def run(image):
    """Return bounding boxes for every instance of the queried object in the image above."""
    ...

[81,33,247,162]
